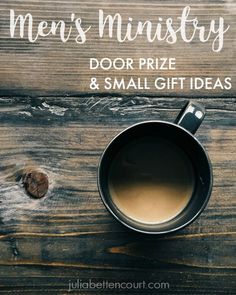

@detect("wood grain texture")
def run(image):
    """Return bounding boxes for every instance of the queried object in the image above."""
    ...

[0,0,235,96]
[0,96,235,294]
[0,0,236,294]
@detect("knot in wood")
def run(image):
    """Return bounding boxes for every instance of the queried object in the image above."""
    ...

[23,170,49,198]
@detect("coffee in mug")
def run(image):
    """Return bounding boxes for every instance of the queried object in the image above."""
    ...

[108,136,195,224]
[98,101,213,234]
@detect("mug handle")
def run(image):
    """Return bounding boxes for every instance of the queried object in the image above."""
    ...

[174,100,206,135]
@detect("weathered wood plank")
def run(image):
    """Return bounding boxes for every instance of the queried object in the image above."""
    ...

[0,0,235,96]
[0,97,235,295]
[0,1,235,293]
[0,97,235,234]
[0,233,235,294]
[0,96,235,126]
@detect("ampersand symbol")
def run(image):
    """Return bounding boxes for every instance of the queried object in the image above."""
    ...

[90,77,99,90]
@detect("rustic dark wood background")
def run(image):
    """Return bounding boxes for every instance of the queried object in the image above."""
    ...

[0,0,235,294]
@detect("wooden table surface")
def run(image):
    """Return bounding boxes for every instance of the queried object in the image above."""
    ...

[0,0,235,294]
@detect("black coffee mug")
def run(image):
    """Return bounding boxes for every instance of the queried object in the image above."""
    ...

[98,101,213,234]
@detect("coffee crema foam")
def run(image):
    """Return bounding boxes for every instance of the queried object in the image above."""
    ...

[108,136,195,224]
